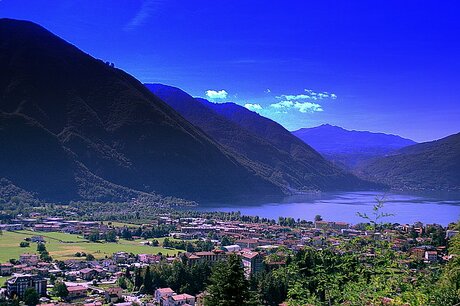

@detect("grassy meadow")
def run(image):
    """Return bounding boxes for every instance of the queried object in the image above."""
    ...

[0,230,180,263]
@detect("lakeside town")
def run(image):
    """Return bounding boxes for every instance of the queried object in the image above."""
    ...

[0,207,458,306]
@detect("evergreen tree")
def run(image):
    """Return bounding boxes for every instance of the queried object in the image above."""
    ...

[134,268,142,290]
[205,254,249,306]
[36,243,46,252]
[143,266,153,293]
[53,281,69,300]
[221,236,232,246]
[23,288,39,306]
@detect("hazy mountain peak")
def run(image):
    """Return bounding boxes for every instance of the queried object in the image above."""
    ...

[292,124,416,170]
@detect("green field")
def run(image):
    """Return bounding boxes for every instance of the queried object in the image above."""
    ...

[156,237,199,243]
[102,221,141,228]
[17,230,88,242]
[0,230,181,263]
[0,276,8,287]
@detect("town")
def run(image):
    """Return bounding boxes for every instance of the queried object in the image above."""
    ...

[0,209,458,305]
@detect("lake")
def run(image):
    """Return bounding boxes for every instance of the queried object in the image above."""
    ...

[195,191,460,225]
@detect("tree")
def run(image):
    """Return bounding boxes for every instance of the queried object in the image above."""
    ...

[143,266,153,293]
[205,254,249,305]
[40,251,52,262]
[186,242,195,252]
[430,225,460,305]
[88,230,100,242]
[163,238,171,248]
[105,230,117,242]
[9,258,18,265]
[253,270,288,306]
[19,241,30,248]
[53,282,69,300]
[37,243,46,252]
[23,288,39,306]
[314,215,323,222]
[117,276,128,289]
[86,253,95,261]
[221,236,233,246]
[356,195,393,233]
[121,228,132,240]
[134,268,143,290]
[49,274,56,285]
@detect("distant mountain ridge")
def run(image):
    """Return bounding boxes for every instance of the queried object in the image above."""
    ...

[0,18,281,202]
[146,84,374,193]
[357,132,460,191]
[292,124,416,169]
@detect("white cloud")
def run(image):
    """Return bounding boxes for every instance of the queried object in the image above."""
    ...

[294,102,323,113]
[277,94,311,101]
[268,88,336,114]
[205,90,228,100]
[124,0,162,31]
[244,103,263,111]
[269,100,322,113]
[270,101,294,109]
[303,89,338,100]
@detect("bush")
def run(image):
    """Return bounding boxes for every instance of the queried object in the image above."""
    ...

[23,288,39,306]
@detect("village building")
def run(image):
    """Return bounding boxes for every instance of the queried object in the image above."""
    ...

[67,285,87,299]
[6,274,47,297]
[155,287,175,304]
[235,238,260,249]
[164,293,195,306]
[104,287,123,303]
[19,253,39,265]
[425,250,438,262]
[241,251,264,278]
[0,263,13,276]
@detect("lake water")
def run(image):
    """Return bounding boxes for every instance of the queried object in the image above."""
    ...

[195,191,460,225]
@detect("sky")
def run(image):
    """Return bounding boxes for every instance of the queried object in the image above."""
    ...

[1,0,459,142]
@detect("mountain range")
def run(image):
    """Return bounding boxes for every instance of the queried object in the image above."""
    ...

[0,18,281,202]
[146,84,369,194]
[292,124,416,170]
[0,18,458,203]
[357,132,460,191]
[0,18,374,203]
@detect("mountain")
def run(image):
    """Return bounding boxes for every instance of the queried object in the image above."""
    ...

[292,124,416,169]
[0,18,281,202]
[357,132,460,191]
[146,84,373,192]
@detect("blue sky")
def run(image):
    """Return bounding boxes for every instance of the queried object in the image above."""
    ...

[1,0,459,142]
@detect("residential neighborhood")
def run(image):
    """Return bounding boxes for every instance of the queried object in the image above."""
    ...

[0,212,458,305]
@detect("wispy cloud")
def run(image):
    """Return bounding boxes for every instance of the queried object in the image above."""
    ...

[277,94,312,101]
[270,100,293,110]
[270,101,323,113]
[124,0,162,31]
[206,90,228,100]
[244,103,263,111]
[277,89,337,102]
[267,88,336,114]
[293,102,323,113]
